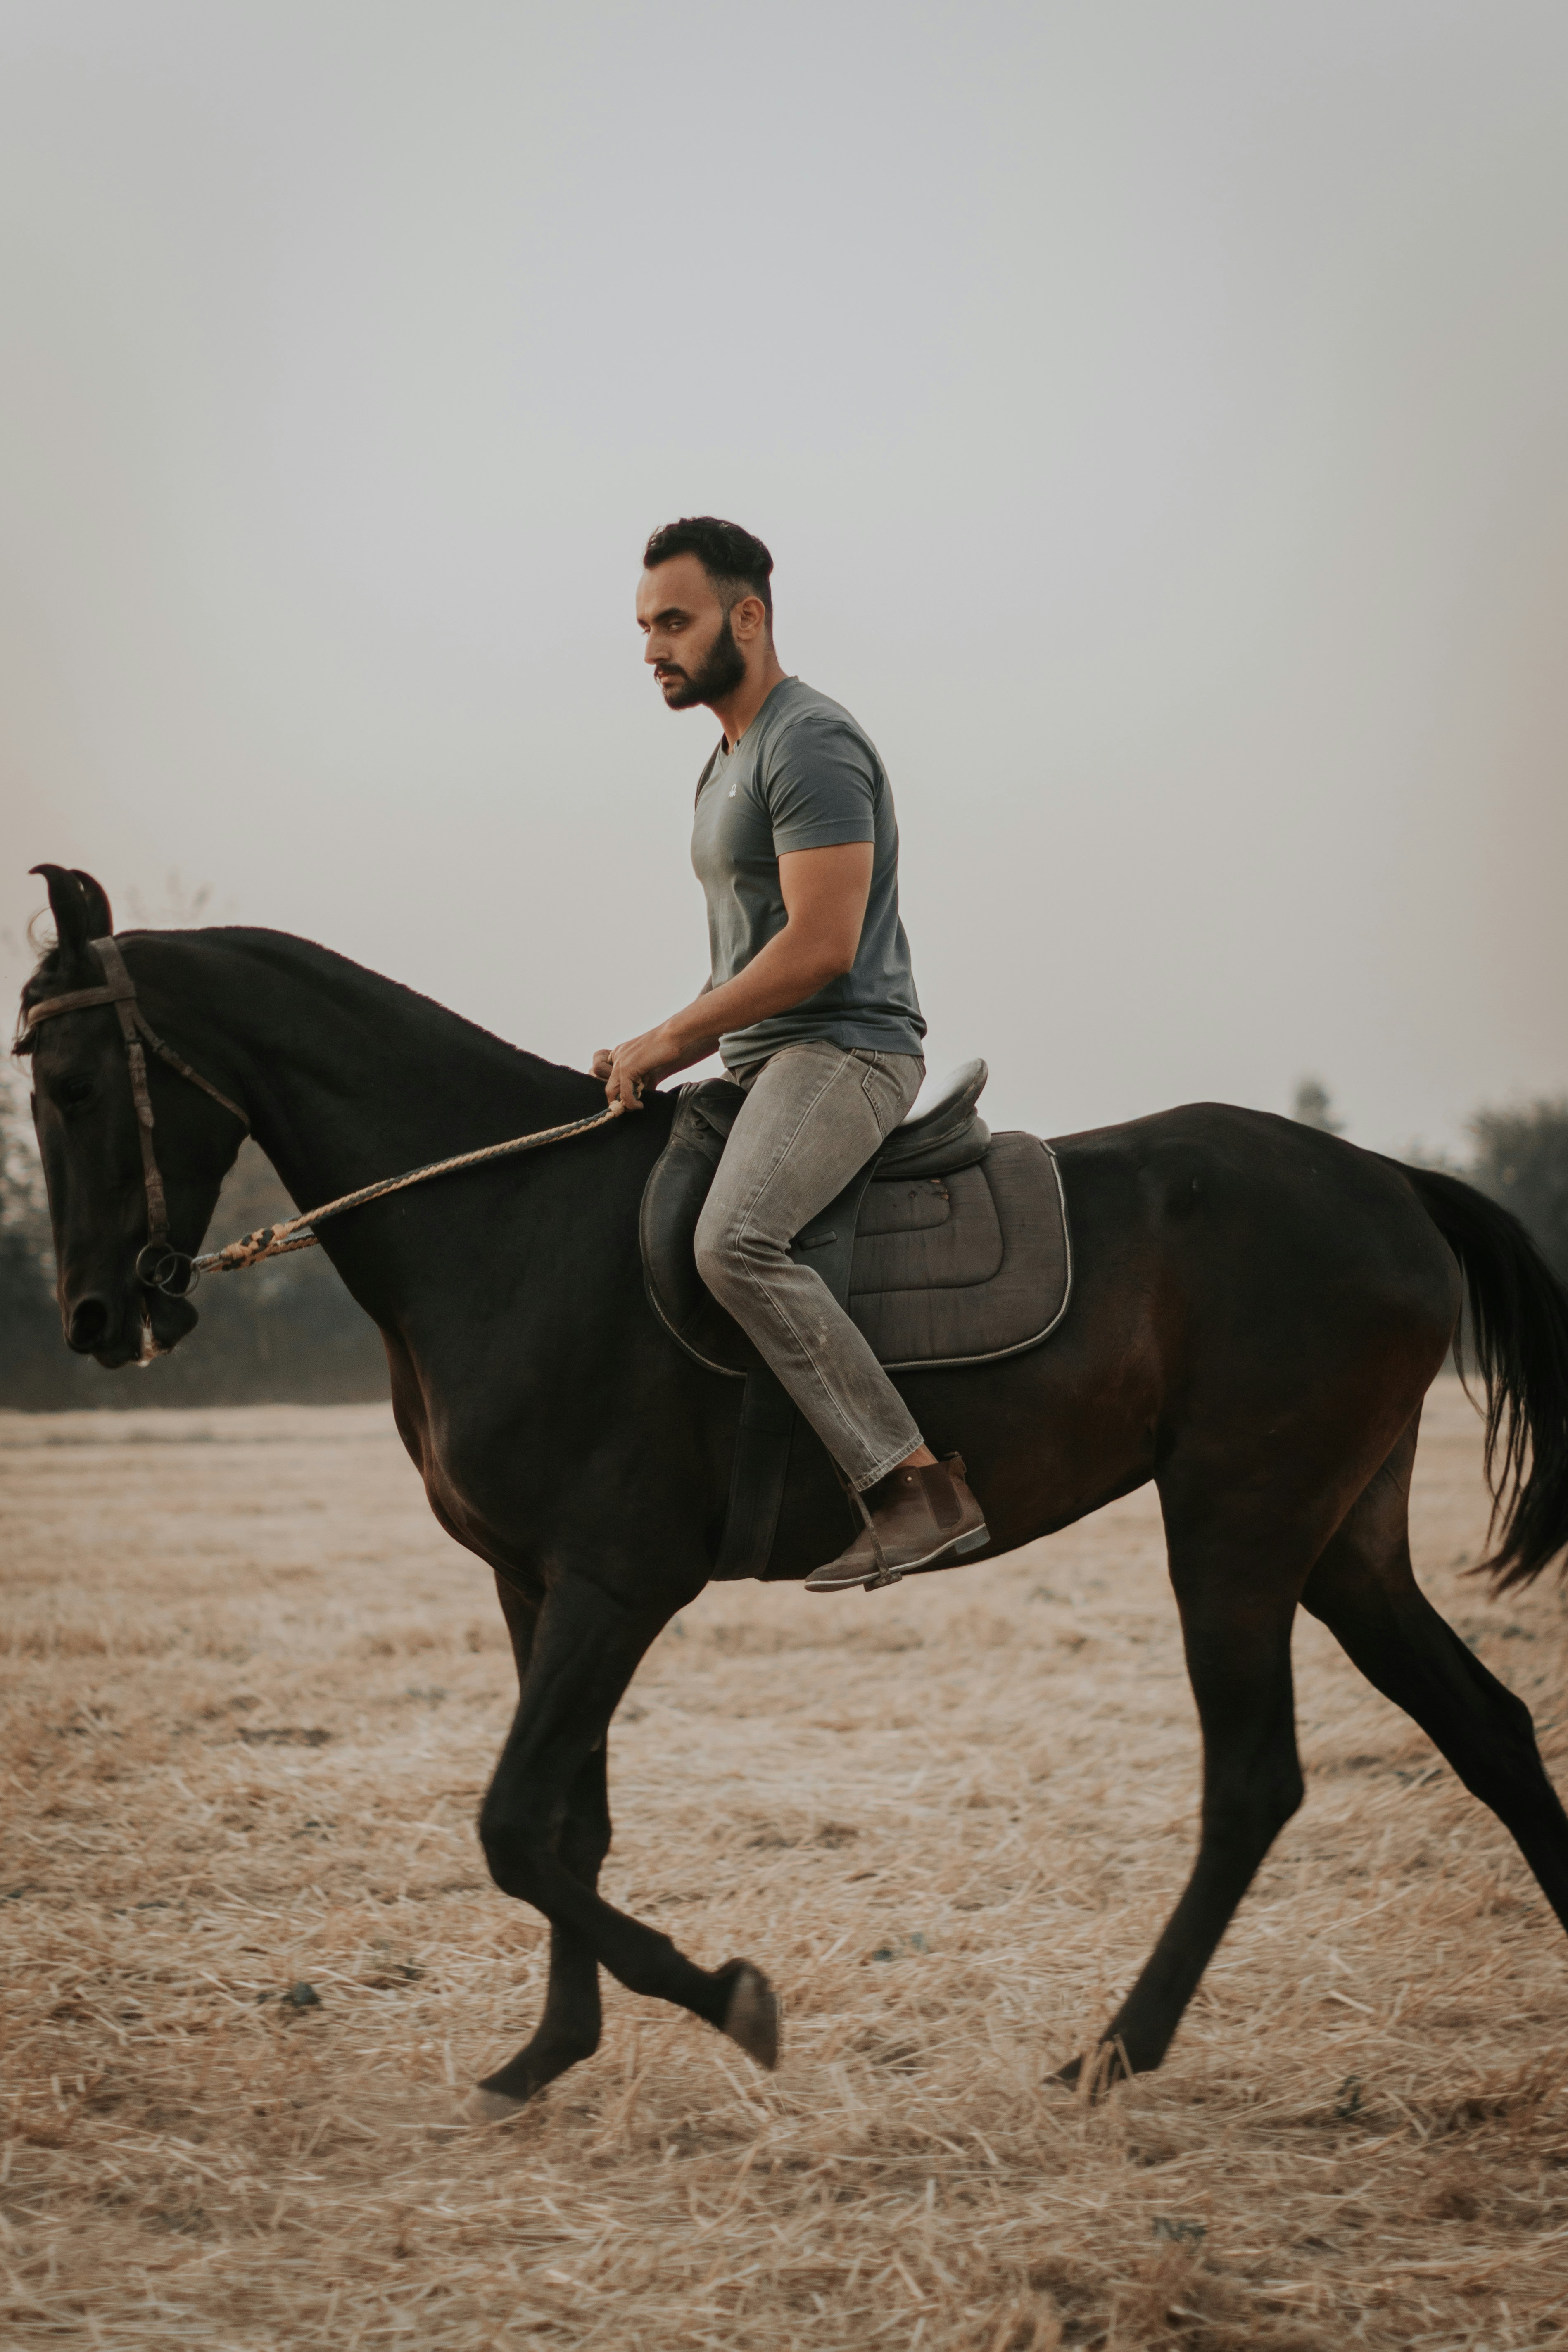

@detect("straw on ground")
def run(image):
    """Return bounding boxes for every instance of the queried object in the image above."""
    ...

[2,1380,1566,2350]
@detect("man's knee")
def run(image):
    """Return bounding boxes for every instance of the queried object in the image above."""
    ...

[694,1200,771,1301]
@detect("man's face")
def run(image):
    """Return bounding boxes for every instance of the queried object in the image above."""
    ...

[637,554,746,710]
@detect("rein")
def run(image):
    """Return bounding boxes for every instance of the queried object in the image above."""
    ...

[190,1104,625,1281]
[19,935,625,1296]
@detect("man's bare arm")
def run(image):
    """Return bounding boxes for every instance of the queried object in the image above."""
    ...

[592,842,873,1107]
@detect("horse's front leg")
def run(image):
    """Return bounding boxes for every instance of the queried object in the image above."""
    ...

[473,1569,778,2114]
[469,1575,610,2114]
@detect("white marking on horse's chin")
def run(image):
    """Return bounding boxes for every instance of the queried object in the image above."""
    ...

[137,1317,168,1365]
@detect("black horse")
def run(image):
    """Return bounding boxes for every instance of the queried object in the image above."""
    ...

[17,865,1568,2117]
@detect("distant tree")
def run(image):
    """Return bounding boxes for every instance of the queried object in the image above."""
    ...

[1292,1077,1344,1134]
[0,1064,78,1405]
[125,872,215,927]
[1466,1099,1568,1285]
[0,1064,48,1249]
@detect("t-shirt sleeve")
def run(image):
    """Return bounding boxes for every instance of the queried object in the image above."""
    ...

[762,715,878,852]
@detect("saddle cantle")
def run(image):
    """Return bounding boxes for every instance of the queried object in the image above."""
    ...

[640,1058,1072,1380]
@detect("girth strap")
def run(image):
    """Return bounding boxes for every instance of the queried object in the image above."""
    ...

[714,1366,797,1579]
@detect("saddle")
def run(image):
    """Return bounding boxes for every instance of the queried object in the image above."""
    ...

[640,1061,1072,1576]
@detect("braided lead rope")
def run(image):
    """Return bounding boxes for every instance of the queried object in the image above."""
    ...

[192,1101,627,1276]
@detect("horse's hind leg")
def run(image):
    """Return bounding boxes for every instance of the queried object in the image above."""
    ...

[1061,1501,1311,2087]
[1302,1416,1568,1937]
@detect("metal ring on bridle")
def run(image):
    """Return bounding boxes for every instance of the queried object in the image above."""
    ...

[135,1243,198,1297]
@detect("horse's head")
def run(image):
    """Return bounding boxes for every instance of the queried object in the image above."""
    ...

[14,865,246,1368]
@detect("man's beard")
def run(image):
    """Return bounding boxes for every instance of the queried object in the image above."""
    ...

[658,611,747,709]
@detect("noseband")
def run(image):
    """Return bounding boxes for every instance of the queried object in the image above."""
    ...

[18,935,250,1297]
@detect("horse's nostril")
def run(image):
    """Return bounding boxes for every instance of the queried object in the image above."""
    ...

[67,1296,111,1353]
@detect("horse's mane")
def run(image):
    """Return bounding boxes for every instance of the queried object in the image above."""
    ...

[16,923,590,1095]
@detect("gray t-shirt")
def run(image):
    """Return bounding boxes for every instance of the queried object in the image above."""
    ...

[691,677,925,1070]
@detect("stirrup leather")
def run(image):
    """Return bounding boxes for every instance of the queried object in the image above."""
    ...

[851,1482,904,1589]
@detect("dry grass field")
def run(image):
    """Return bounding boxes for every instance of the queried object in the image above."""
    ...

[3,1379,1568,2351]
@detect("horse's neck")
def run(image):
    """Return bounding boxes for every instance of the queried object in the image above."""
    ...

[139,929,599,1213]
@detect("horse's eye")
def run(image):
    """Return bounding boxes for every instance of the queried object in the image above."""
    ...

[58,1076,96,1110]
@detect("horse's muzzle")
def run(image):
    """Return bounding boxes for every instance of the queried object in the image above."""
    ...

[64,1280,200,1364]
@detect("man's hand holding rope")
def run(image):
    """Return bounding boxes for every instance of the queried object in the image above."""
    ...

[592,1024,704,1112]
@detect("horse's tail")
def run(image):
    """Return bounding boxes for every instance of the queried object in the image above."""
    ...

[1400,1162,1568,1589]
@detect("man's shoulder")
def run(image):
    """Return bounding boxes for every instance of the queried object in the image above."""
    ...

[758,679,879,765]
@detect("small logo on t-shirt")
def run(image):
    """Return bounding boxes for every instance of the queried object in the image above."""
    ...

[729,776,737,798]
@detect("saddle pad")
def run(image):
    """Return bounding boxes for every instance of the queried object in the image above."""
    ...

[850,1136,1071,1368]
[640,1088,1072,1377]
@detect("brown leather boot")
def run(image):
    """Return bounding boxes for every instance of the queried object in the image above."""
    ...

[805,1454,989,1594]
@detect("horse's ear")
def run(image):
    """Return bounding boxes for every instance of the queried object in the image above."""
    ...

[70,870,114,938]
[29,864,104,965]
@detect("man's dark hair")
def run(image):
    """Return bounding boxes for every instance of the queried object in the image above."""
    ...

[642,516,774,625]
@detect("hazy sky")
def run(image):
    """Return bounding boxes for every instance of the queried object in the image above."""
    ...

[2,0,1565,1152]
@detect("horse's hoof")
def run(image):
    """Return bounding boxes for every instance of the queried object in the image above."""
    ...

[1054,2042,1129,2100]
[720,1962,780,2071]
[463,2085,533,2126]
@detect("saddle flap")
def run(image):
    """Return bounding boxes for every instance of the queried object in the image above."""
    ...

[850,1133,1070,1368]
[639,1083,751,1376]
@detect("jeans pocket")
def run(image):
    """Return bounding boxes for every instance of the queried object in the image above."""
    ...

[853,1050,913,1139]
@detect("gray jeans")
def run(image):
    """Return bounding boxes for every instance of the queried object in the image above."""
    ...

[693,1041,926,1492]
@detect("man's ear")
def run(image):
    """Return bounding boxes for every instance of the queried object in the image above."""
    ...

[29,865,102,965]
[730,593,769,644]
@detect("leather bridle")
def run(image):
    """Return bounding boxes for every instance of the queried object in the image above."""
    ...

[17,935,250,1298]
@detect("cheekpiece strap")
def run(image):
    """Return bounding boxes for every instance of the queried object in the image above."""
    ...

[89,938,169,1243]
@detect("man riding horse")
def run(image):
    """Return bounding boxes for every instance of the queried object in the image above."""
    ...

[595,516,988,1594]
[20,722,1568,2106]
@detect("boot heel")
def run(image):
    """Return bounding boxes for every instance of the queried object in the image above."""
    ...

[954,1525,990,1556]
